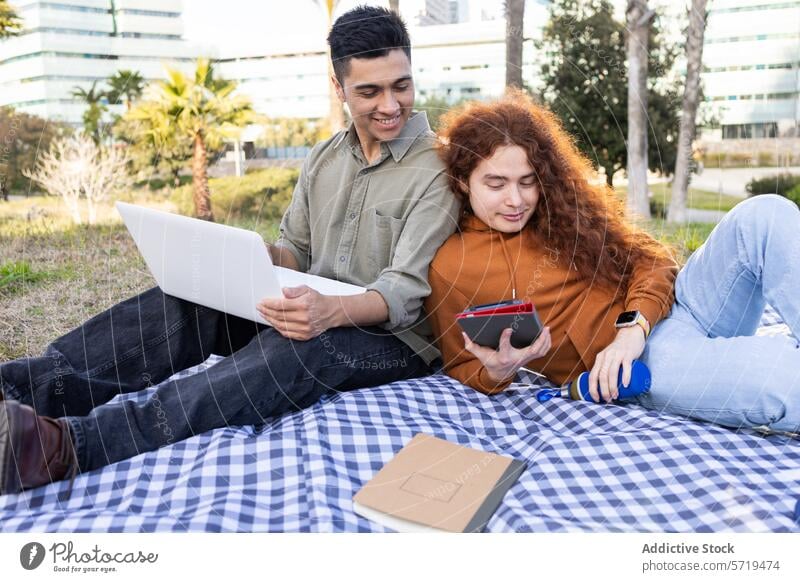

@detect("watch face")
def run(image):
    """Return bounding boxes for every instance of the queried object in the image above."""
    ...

[616,311,639,325]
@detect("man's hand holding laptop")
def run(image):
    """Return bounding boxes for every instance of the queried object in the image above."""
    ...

[258,242,391,341]
[256,285,391,342]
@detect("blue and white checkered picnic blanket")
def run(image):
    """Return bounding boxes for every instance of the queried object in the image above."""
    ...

[1,307,798,532]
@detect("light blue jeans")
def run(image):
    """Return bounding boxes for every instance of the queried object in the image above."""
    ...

[633,194,800,432]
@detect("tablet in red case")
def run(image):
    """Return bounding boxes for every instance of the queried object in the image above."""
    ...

[456,300,543,350]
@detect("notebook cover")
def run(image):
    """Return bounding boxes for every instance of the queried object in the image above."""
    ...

[456,310,543,349]
[352,433,526,533]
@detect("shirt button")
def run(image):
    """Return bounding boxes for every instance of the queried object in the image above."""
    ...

[339,256,346,262]
[350,213,356,219]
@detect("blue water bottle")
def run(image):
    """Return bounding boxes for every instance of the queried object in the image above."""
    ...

[536,359,652,403]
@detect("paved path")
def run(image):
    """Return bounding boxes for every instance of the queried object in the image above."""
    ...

[690,166,800,197]
[684,208,726,223]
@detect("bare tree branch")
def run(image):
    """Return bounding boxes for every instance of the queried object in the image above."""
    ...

[24,134,131,225]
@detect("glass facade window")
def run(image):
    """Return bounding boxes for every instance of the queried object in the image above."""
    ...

[10,98,79,107]
[23,27,111,37]
[722,123,778,139]
[19,27,182,40]
[708,92,797,102]
[710,1,800,14]
[116,9,180,18]
[117,32,182,40]
[17,2,110,14]
[706,32,798,44]
[17,2,180,18]
[0,51,194,66]
[2,74,152,85]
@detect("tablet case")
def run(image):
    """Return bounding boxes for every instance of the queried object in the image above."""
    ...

[456,301,543,349]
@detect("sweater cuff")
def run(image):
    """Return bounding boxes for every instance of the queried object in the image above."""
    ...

[477,366,515,395]
[625,298,666,333]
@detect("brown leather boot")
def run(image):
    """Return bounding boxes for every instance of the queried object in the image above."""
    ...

[0,401,78,497]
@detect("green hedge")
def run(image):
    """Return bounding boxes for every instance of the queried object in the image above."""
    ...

[649,198,667,219]
[171,168,299,222]
[745,173,800,197]
[784,184,800,207]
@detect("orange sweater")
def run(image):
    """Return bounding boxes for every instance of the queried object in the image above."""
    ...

[425,213,679,394]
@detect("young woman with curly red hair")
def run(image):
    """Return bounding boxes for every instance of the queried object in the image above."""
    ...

[425,90,800,433]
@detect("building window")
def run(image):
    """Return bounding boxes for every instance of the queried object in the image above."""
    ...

[18,2,109,14]
[116,9,181,18]
[706,32,798,43]
[18,27,182,40]
[710,1,800,13]
[722,123,778,139]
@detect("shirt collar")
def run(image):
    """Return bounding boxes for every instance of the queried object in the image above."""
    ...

[387,111,431,162]
[332,111,431,163]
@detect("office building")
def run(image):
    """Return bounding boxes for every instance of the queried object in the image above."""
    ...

[0,0,203,126]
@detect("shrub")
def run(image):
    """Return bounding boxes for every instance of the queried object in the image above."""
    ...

[649,198,667,220]
[756,152,774,167]
[171,168,299,223]
[784,184,800,207]
[746,173,800,197]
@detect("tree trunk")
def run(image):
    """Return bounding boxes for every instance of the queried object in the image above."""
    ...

[87,197,97,225]
[192,133,214,221]
[65,196,82,225]
[626,0,653,218]
[668,0,708,223]
[505,0,525,90]
[388,0,399,14]
[325,2,346,133]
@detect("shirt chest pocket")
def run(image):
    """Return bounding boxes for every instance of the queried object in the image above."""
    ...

[362,207,404,273]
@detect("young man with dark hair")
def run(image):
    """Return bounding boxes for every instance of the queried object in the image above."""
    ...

[0,5,459,496]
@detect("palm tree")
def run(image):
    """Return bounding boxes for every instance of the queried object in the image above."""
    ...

[314,0,346,132]
[71,81,108,144]
[150,58,254,221]
[668,0,708,223]
[117,98,193,187]
[106,70,145,110]
[0,0,22,38]
[504,0,525,90]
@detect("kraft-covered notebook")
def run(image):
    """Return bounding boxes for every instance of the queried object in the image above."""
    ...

[352,433,526,532]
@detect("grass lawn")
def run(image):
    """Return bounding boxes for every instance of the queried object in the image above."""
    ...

[0,223,154,360]
[615,182,743,212]
[0,188,720,361]
[0,191,283,360]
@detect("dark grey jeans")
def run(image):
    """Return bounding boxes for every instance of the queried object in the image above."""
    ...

[0,286,431,472]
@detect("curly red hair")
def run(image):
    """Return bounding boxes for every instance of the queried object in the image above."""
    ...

[437,90,674,292]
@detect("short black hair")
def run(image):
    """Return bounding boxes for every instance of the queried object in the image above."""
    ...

[327,5,411,84]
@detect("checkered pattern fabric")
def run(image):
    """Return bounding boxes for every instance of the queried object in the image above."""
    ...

[1,306,798,532]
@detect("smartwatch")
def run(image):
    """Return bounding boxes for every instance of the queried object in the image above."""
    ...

[615,310,650,338]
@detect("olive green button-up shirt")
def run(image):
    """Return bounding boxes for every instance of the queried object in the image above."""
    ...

[275,111,460,364]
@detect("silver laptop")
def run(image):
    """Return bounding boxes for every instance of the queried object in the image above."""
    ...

[116,202,365,324]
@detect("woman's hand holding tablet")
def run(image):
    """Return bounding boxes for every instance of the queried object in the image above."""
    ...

[457,300,551,384]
